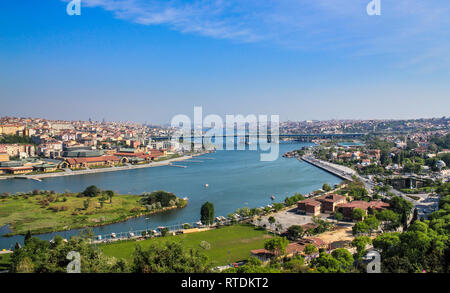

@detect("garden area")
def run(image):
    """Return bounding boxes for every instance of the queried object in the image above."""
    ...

[99,224,272,266]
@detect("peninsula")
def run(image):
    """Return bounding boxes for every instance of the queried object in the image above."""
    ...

[0,187,187,236]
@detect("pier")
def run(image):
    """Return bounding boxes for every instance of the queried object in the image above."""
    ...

[13,176,42,182]
[300,155,356,181]
[169,164,187,168]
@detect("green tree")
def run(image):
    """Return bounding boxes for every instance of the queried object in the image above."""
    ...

[388,196,413,216]
[200,201,215,225]
[264,237,289,258]
[352,208,366,221]
[351,236,372,260]
[82,185,101,197]
[10,233,126,273]
[268,216,276,230]
[24,230,32,245]
[282,255,307,273]
[331,248,354,271]
[131,241,211,273]
[140,190,177,207]
[376,209,400,231]
[364,216,381,235]
[83,199,90,210]
[310,251,349,273]
[322,183,332,192]
[352,221,369,235]
[303,243,318,255]
[287,225,304,240]
[105,190,115,204]
[334,212,343,221]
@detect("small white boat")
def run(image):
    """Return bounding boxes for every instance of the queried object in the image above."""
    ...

[205,184,209,188]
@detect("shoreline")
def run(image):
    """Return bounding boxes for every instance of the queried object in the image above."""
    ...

[2,204,186,237]
[0,152,212,181]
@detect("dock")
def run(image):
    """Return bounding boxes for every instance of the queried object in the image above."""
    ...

[169,164,187,168]
[13,176,42,182]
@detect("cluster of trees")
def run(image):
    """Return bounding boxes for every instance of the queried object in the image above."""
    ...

[0,134,34,144]
[284,193,305,206]
[368,184,449,273]
[229,192,307,225]
[429,133,450,151]
[351,196,413,235]
[310,249,355,273]
[372,220,449,273]
[10,232,126,273]
[9,231,212,273]
[81,185,114,202]
[79,186,115,209]
[338,180,370,201]
[140,190,184,208]
[352,214,380,235]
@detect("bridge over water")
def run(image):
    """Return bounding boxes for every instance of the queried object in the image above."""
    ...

[149,133,365,142]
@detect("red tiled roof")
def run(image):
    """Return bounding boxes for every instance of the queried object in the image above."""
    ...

[338,201,371,210]
[338,200,389,210]
[317,194,346,203]
[65,155,120,164]
[298,199,321,206]
[0,166,33,171]
[305,237,326,247]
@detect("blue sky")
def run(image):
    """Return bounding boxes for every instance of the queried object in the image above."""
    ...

[0,0,449,124]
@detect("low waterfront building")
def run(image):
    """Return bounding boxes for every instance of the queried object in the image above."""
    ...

[0,161,34,175]
[297,199,322,216]
[114,149,166,162]
[59,155,123,169]
[337,200,390,220]
[33,163,58,173]
[316,194,347,214]
[298,194,346,215]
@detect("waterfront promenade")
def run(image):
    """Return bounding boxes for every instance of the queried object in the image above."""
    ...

[300,155,356,181]
[0,155,197,181]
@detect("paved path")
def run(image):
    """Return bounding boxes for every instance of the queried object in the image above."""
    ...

[0,155,196,180]
[301,155,355,181]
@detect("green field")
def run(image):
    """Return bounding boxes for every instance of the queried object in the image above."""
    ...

[0,253,11,271]
[0,193,183,236]
[99,225,272,266]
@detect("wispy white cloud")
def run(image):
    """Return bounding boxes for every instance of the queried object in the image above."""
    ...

[67,0,450,70]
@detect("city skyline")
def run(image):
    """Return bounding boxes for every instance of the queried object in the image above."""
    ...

[1,1,449,123]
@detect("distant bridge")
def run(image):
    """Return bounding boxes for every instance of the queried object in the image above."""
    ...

[149,133,365,142]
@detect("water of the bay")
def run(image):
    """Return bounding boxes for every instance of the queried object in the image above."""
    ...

[0,142,341,249]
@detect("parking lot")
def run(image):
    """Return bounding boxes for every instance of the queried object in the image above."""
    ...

[256,208,332,233]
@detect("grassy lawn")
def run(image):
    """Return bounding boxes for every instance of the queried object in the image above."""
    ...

[0,193,184,236]
[99,224,272,266]
[0,253,12,271]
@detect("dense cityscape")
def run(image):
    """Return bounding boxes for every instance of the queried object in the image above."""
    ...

[1,0,450,287]
[0,115,449,275]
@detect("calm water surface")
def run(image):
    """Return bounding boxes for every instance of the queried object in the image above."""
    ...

[0,142,340,248]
